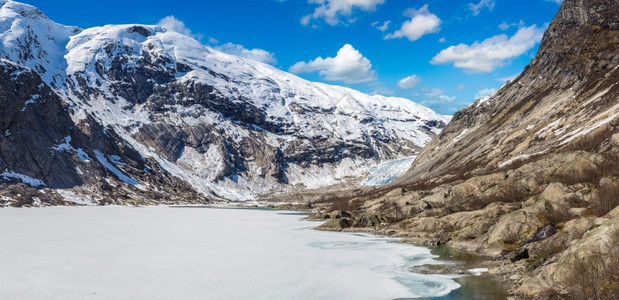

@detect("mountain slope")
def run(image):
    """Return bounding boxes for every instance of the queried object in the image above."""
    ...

[395,0,618,185]
[0,57,208,206]
[309,0,618,297]
[0,0,447,203]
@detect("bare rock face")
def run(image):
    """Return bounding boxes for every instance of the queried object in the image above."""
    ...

[395,0,619,185]
[0,59,209,206]
[0,59,82,188]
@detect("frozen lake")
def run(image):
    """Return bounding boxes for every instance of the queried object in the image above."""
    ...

[0,207,461,299]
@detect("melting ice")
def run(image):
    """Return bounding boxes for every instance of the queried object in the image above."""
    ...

[0,207,460,299]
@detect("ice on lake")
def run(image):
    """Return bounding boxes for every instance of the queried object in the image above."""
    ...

[0,207,460,299]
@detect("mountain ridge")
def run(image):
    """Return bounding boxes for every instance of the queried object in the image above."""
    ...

[0,0,447,203]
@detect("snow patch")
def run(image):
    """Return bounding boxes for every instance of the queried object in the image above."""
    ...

[0,195,14,206]
[109,155,126,166]
[1,170,45,187]
[93,150,138,185]
[55,190,97,206]
[52,136,91,161]
[498,151,547,169]
[20,94,40,111]
[559,111,619,146]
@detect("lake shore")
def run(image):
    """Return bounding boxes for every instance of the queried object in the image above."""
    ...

[319,226,513,299]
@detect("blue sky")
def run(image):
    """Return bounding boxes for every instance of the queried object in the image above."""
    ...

[26,0,563,115]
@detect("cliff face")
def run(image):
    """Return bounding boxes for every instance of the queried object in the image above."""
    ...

[0,58,207,206]
[396,0,618,186]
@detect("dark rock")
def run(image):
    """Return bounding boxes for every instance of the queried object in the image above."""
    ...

[329,210,352,219]
[127,26,151,37]
[510,248,529,262]
[317,218,352,231]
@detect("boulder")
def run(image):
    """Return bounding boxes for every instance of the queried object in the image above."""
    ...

[355,213,386,227]
[317,218,351,231]
[539,183,568,202]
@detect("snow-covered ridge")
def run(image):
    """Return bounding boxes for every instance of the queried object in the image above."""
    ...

[0,1,79,84]
[62,23,447,131]
[0,1,448,200]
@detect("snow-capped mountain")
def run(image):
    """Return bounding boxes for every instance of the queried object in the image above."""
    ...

[0,0,447,204]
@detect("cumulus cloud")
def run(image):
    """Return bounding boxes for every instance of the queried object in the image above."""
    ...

[385,5,441,42]
[158,15,204,41]
[289,44,375,84]
[215,43,277,65]
[302,0,385,26]
[158,16,192,36]
[431,24,545,73]
[474,88,496,100]
[372,20,391,32]
[397,74,422,90]
[468,0,495,16]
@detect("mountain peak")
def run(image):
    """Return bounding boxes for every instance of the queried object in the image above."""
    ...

[0,0,447,202]
[0,0,80,85]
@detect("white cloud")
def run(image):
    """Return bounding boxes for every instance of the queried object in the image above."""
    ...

[385,5,441,42]
[372,20,391,32]
[397,74,422,90]
[498,22,511,30]
[498,20,524,31]
[158,16,204,41]
[438,37,447,43]
[215,43,277,65]
[546,0,563,4]
[158,16,192,36]
[474,88,496,100]
[421,87,445,97]
[418,87,456,104]
[302,0,385,26]
[431,24,545,73]
[468,0,495,16]
[208,37,219,45]
[289,44,375,84]
[457,84,466,90]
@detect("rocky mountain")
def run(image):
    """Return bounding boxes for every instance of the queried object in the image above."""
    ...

[308,0,618,298]
[396,0,618,185]
[0,0,447,205]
